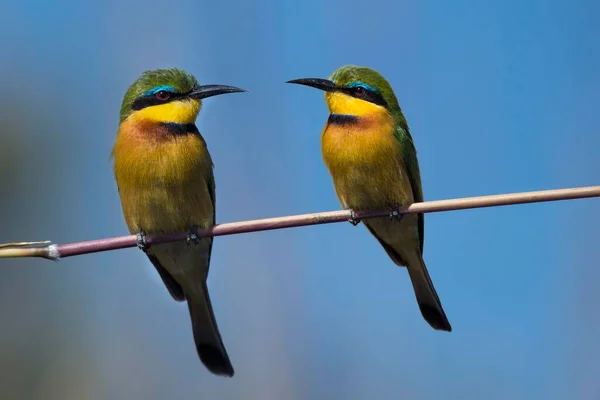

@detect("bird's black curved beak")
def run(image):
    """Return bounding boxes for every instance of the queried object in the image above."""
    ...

[188,84,246,99]
[286,78,339,92]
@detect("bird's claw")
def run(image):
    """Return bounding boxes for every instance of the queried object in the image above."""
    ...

[348,210,361,226]
[186,227,200,246]
[136,230,149,251]
[389,207,403,222]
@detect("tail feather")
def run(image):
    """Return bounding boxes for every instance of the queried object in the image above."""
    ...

[364,223,451,331]
[186,283,234,377]
[406,252,452,332]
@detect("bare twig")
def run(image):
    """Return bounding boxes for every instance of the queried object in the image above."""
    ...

[0,185,598,261]
[0,241,51,249]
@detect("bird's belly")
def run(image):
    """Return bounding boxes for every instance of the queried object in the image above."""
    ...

[322,125,414,210]
[117,169,214,283]
[112,125,216,286]
[118,177,213,234]
[321,119,422,263]
[331,164,414,210]
[113,130,214,235]
[336,161,421,263]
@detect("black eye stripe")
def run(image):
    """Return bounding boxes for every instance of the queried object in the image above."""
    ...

[131,90,186,111]
[342,86,387,107]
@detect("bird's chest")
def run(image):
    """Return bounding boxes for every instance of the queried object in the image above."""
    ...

[321,116,411,208]
[113,124,214,233]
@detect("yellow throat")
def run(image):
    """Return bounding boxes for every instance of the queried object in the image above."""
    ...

[325,91,387,117]
[129,98,201,124]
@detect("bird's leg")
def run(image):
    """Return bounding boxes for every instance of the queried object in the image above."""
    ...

[186,226,200,246]
[136,230,149,252]
[348,209,361,226]
[389,206,404,222]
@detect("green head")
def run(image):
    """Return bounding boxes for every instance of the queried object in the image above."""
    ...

[287,65,405,121]
[119,68,245,124]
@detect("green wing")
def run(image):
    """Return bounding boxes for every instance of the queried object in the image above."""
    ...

[115,179,187,301]
[206,171,216,272]
[396,124,425,254]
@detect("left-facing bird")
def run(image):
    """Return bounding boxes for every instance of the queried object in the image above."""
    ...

[111,68,244,377]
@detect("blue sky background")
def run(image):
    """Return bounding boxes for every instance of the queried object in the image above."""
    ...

[0,0,599,399]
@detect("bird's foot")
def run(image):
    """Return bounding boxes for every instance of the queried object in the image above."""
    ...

[186,226,200,246]
[136,230,149,251]
[348,210,361,226]
[389,207,404,222]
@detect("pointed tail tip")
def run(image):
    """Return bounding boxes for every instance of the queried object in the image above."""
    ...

[419,303,452,332]
[198,344,235,377]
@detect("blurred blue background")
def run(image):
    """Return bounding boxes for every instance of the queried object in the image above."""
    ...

[0,0,599,398]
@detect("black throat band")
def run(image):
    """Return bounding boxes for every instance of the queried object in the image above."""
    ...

[160,122,199,135]
[328,114,359,125]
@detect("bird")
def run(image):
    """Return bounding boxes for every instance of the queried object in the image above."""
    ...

[111,68,244,376]
[287,65,451,332]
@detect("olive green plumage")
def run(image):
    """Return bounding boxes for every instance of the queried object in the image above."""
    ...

[329,65,425,252]
[119,68,198,123]
[113,68,244,377]
[288,65,451,332]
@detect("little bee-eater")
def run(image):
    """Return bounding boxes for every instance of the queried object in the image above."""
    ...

[288,65,451,332]
[112,68,244,376]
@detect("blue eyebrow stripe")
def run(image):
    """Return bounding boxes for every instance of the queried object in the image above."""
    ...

[347,81,379,93]
[144,85,177,96]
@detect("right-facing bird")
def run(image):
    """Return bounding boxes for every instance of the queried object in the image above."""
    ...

[287,65,451,332]
[112,68,244,376]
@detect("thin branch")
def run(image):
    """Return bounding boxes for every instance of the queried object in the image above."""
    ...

[0,241,51,249]
[1,185,598,261]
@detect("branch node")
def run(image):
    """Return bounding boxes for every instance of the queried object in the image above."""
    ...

[47,244,60,261]
[348,210,361,226]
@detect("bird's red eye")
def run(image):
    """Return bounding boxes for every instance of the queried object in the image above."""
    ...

[156,91,170,101]
[355,87,366,96]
